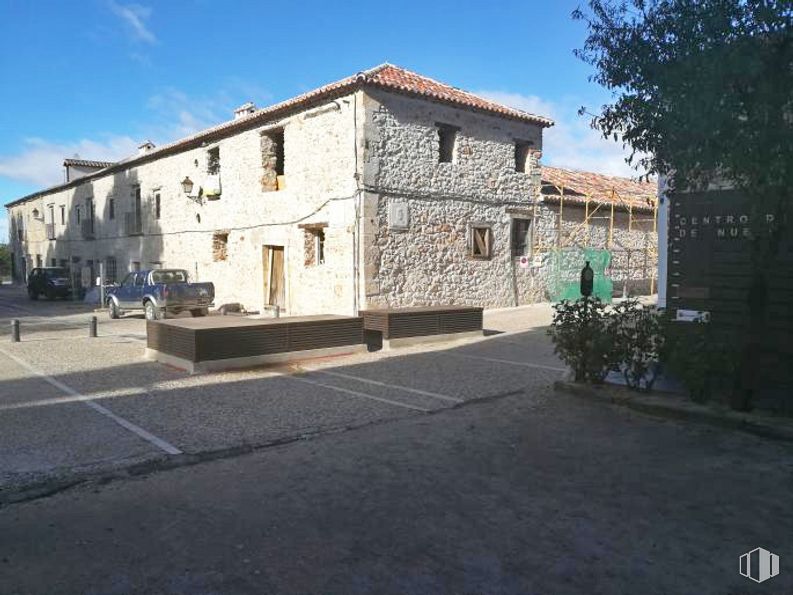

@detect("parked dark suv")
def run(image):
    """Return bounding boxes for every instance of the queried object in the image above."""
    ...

[27,267,73,300]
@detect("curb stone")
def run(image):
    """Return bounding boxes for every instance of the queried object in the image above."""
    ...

[553,380,793,443]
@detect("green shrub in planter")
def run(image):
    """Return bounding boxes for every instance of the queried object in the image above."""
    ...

[547,298,617,383]
[609,299,665,392]
[660,318,738,403]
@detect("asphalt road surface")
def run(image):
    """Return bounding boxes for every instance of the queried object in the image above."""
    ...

[0,284,791,594]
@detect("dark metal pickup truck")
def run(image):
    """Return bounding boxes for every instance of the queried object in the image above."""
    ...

[106,269,215,320]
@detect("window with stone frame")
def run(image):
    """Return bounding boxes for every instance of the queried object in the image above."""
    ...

[260,128,285,191]
[302,224,327,266]
[511,218,532,257]
[437,123,459,163]
[470,224,492,260]
[212,231,229,261]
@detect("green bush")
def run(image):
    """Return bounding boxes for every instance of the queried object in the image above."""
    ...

[660,318,738,403]
[609,299,665,392]
[547,298,617,383]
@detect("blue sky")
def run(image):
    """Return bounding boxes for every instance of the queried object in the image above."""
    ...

[0,0,636,241]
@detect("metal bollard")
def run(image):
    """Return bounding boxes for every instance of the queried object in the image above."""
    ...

[89,316,98,338]
[10,319,20,343]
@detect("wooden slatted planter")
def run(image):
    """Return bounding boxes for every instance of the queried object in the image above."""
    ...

[145,315,365,373]
[360,306,483,349]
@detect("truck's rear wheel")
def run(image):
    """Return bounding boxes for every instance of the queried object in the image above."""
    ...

[108,299,120,320]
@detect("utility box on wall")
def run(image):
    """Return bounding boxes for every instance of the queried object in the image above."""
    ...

[388,202,409,231]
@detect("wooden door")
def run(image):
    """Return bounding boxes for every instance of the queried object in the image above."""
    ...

[262,246,285,308]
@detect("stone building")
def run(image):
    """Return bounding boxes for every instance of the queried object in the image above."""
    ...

[5,64,656,315]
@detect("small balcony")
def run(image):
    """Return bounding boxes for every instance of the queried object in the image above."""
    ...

[81,219,95,240]
[46,223,56,241]
[125,212,142,236]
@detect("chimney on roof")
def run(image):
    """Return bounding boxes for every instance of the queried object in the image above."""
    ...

[138,140,156,155]
[234,102,256,120]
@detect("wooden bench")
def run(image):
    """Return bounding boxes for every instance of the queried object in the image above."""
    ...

[145,314,365,373]
[360,306,483,349]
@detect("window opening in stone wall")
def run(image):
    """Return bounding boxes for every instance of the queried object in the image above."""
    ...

[131,261,141,272]
[76,206,81,224]
[50,258,56,267]
[261,128,285,191]
[437,123,459,163]
[511,218,532,257]
[105,256,117,283]
[213,231,229,261]
[109,198,115,220]
[60,205,65,225]
[207,147,220,175]
[470,225,492,259]
[155,194,161,219]
[514,141,532,173]
[302,225,326,266]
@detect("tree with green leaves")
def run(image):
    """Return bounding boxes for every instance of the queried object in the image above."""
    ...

[574,0,792,409]
[0,244,11,280]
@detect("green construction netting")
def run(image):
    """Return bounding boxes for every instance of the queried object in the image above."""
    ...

[548,247,613,303]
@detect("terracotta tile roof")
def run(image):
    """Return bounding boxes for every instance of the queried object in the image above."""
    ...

[541,166,657,212]
[63,159,116,169]
[363,64,554,127]
[6,64,553,207]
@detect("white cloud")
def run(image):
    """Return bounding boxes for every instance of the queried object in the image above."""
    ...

[109,2,156,44]
[0,136,139,188]
[0,82,272,193]
[145,82,271,141]
[477,90,646,178]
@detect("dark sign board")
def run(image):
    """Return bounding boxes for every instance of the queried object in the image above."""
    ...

[668,189,792,399]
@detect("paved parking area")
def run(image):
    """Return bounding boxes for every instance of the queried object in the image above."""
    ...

[2,285,792,594]
[0,284,563,495]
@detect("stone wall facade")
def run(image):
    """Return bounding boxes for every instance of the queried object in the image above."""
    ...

[7,85,657,316]
[359,90,546,308]
[7,93,361,315]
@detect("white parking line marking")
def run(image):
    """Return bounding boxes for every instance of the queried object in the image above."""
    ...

[311,369,463,404]
[0,347,182,455]
[284,374,430,412]
[447,352,566,372]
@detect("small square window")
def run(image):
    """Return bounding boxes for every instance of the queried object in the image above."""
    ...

[437,123,459,163]
[470,225,492,259]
